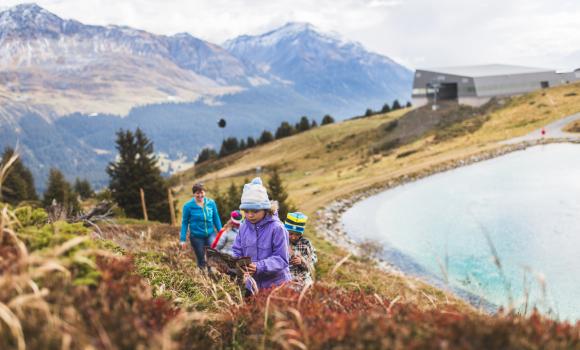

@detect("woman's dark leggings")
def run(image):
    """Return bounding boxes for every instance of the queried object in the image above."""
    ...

[189,235,214,268]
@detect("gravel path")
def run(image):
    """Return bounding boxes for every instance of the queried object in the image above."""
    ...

[501,112,580,144]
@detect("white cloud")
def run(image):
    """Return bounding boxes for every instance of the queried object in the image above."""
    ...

[365,0,402,8]
[2,0,580,70]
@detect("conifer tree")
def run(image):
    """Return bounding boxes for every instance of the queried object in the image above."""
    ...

[196,147,217,165]
[0,147,38,205]
[275,121,295,139]
[246,136,256,148]
[239,139,247,150]
[267,168,294,221]
[224,181,242,221]
[107,128,171,222]
[296,116,311,132]
[392,99,402,110]
[406,101,412,108]
[43,168,79,213]
[43,168,68,207]
[209,184,229,224]
[310,119,318,128]
[321,114,335,125]
[365,108,374,117]
[381,103,391,113]
[74,178,94,200]
[258,130,274,144]
[219,137,240,157]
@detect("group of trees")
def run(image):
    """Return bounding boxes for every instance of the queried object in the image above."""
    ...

[2,95,414,224]
[1,147,94,214]
[107,129,173,223]
[3,124,295,227]
[1,128,170,224]
[41,169,91,214]
[35,128,175,223]
[362,99,411,118]
[196,114,335,165]
[0,147,38,205]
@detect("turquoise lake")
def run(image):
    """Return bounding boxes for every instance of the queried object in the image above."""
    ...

[342,143,580,321]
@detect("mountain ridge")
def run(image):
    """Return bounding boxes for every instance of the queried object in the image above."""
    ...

[224,20,412,107]
[0,3,413,192]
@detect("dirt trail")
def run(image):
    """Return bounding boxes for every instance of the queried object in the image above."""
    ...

[501,112,580,144]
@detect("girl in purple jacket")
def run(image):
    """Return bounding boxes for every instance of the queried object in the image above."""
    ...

[232,177,291,293]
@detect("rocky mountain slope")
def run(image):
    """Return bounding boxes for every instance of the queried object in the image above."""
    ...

[0,3,412,191]
[224,22,412,110]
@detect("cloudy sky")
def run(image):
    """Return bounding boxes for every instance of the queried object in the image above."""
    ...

[3,0,580,71]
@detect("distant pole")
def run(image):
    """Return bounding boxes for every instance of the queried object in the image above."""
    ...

[432,82,440,111]
[139,188,148,222]
[168,188,176,226]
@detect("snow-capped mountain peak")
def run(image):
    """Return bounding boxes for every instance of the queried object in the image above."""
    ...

[0,3,64,35]
[0,4,412,193]
[261,22,318,42]
[223,21,412,102]
[223,21,345,50]
[0,3,257,85]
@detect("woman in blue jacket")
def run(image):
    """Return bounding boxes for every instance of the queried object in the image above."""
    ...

[180,182,222,268]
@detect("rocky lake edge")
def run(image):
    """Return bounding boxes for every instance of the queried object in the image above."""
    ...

[315,137,580,312]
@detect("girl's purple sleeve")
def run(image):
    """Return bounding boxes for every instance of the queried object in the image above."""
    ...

[232,230,243,258]
[255,226,289,275]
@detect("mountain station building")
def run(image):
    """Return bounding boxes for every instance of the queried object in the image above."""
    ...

[412,64,580,107]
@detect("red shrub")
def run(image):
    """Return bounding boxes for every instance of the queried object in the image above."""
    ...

[72,256,180,349]
[223,284,580,350]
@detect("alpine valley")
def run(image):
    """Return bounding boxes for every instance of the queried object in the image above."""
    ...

[0,3,412,190]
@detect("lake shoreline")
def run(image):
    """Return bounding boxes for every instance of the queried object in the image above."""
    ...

[315,138,580,312]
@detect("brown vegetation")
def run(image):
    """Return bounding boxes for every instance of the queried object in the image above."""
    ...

[564,120,580,133]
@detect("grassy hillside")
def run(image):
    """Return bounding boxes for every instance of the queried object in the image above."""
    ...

[172,81,580,316]
[177,82,580,214]
[2,207,578,349]
[2,83,580,349]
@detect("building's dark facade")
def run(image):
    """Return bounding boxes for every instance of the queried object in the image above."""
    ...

[412,64,579,107]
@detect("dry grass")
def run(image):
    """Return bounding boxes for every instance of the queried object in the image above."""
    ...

[0,204,234,349]
[3,150,580,348]
[224,284,580,349]
[0,205,70,349]
[170,82,580,313]
[564,119,580,133]
[176,83,580,215]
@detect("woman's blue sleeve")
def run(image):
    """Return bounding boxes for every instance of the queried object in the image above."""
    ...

[180,203,190,242]
[212,201,223,231]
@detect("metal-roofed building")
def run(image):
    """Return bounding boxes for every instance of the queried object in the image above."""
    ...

[412,64,578,107]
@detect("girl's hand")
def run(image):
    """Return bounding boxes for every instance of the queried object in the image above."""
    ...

[246,263,257,275]
[179,242,188,250]
[290,255,303,266]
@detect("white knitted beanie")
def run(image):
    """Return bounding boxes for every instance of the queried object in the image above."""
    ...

[239,177,271,210]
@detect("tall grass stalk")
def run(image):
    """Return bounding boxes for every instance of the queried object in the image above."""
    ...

[330,253,351,275]
[0,151,19,202]
[472,216,514,310]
